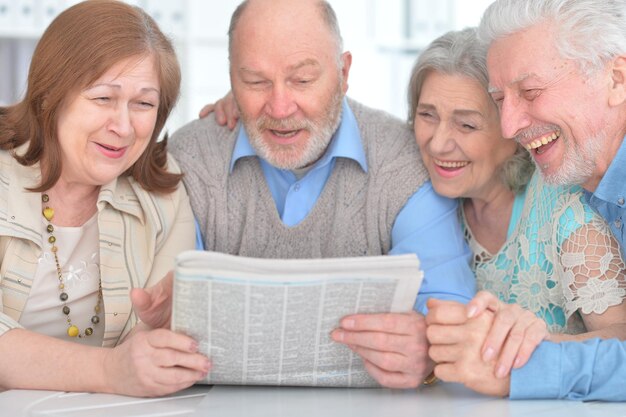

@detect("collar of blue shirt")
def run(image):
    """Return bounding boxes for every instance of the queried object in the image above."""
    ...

[589,134,626,206]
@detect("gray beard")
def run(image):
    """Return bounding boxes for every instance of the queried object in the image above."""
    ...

[540,132,603,186]
[243,88,344,170]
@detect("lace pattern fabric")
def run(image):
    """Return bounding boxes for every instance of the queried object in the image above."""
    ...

[464,172,626,334]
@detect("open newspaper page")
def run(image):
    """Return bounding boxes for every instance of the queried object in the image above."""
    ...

[172,251,423,387]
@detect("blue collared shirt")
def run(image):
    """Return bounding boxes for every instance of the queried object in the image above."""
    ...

[583,134,626,261]
[511,338,626,401]
[196,99,475,313]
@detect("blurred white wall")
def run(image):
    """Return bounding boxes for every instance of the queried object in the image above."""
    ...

[0,0,494,133]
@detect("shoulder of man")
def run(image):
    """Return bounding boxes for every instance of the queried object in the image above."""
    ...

[167,113,239,164]
[347,97,412,134]
[346,97,425,172]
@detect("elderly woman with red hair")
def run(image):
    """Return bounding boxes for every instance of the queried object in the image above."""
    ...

[0,1,208,397]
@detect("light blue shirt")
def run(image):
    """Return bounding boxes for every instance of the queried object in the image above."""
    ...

[583,134,626,261]
[195,99,475,313]
[511,135,626,401]
[511,338,626,401]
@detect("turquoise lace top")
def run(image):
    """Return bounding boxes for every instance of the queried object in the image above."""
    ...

[463,172,626,334]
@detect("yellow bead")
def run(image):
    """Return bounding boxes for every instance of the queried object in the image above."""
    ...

[43,207,55,221]
[67,325,79,337]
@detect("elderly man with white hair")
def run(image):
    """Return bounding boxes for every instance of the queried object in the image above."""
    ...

[168,0,476,389]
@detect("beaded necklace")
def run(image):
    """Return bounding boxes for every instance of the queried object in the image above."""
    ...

[42,193,102,338]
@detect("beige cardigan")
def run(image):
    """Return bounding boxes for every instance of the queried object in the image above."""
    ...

[0,149,195,347]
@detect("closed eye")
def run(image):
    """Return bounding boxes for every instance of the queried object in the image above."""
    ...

[490,94,504,108]
[138,101,156,109]
[522,89,541,100]
[244,80,269,87]
[417,111,435,119]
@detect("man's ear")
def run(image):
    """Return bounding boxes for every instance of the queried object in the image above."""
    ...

[340,51,352,95]
[608,55,626,107]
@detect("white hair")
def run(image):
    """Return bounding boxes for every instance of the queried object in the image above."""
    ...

[478,0,626,74]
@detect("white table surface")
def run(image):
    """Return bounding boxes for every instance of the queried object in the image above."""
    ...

[0,383,624,417]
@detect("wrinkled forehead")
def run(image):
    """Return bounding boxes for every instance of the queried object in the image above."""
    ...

[231,32,339,77]
[231,1,339,62]
[486,25,563,90]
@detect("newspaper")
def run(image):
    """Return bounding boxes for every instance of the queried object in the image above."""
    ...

[171,250,423,387]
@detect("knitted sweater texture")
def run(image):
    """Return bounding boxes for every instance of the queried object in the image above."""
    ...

[170,99,428,258]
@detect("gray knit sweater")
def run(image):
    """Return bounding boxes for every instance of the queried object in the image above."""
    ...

[169,98,428,258]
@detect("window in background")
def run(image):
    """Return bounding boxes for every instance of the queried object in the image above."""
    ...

[337,0,494,119]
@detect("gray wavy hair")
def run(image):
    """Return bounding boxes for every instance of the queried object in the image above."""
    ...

[407,27,534,194]
[478,0,626,75]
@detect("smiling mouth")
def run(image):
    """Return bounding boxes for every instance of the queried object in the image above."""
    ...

[270,129,301,138]
[97,143,124,151]
[434,159,469,170]
[525,131,560,155]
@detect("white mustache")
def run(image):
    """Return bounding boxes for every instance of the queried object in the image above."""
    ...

[256,116,311,131]
[513,125,560,143]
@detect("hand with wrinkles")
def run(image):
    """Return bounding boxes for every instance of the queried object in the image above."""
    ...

[466,291,548,377]
[104,327,210,397]
[331,311,433,388]
[426,298,510,397]
[123,272,211,396]
[131,271,175,330]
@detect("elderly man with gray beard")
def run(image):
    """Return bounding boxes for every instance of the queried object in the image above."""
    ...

[168,0,475,388]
